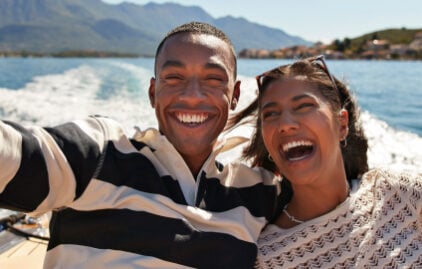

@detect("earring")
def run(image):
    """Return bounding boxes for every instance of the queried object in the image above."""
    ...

[268,154,274,162]
[340,137,347,148]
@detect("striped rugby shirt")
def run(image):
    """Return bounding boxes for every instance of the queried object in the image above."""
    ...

[0,116,280,268]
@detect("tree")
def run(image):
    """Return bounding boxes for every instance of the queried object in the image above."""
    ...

[371,33,379,40]
[333,39,345,52]
[343,38,351,49]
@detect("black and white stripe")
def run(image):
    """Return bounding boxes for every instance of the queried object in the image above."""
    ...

[48,208,257,268]
[0,121,49,211]
[0,116,280,268]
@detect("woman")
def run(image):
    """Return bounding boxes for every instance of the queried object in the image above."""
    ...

[229,56,422,268]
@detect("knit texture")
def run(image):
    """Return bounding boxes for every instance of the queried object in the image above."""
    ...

[256,168,422,268]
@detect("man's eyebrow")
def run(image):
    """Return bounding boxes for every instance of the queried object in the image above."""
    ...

[161,60,184,70]
[160,61,229,75]
[204,62,227,73]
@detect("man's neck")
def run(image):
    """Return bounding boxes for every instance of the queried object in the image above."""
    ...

[182,152,211,179]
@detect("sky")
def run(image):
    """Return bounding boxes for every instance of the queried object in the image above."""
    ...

[102,0,422,43]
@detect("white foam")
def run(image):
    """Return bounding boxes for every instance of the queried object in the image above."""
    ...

[108,61,152,94]
[0,65,102,125]
[362,111,422,174]
[0,64,157,135]
[1,67,421,174]
[218,77,422,174]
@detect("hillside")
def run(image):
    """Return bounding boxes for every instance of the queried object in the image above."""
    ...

[0,0,311,56]
[239,27,422,60]
[347,28,422,51]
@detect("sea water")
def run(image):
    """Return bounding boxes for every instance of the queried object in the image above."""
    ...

[0,57,421,173]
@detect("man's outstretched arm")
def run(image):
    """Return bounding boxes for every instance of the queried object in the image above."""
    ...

[0,116,121,213]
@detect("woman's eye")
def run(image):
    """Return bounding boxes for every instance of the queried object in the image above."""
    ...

[296,103,314,110]
[262,111,279,119]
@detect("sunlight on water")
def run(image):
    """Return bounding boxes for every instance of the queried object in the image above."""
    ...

[0,62,156,134]
[0,58,421,174]
[218,77,422,174]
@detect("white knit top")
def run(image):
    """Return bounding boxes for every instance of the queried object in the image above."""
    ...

[256,168,422,268]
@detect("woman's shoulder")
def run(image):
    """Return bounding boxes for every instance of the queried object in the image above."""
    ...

[363,167,420,181]
[361,167,422,195]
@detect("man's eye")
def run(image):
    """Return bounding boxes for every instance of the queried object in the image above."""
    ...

[204,76,224,86]
[165,75,183,80]
[206,76,223,81]
[164,75,184,84]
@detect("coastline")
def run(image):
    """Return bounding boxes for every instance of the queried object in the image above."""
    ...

[0,51,143,58]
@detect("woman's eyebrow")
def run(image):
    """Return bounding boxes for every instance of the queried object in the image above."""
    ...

[261,102,278,110]
[292,93,313,102]
[261,93,315,110]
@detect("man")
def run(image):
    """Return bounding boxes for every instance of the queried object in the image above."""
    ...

[0,22,279,268]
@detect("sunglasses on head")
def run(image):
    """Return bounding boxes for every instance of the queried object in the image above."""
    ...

[255,55,338,92]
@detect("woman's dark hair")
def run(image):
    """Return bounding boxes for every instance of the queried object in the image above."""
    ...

[228,57,369,182]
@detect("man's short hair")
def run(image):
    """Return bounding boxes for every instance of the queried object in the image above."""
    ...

[154,21,237,78]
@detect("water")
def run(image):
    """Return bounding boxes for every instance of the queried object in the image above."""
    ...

[0,57,421,173]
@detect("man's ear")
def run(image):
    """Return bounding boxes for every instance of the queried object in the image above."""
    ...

[148,77,156,108]
[338,109,349,140]
[230,80,241,110]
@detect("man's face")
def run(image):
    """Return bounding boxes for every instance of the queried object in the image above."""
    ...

[149,33,240,170]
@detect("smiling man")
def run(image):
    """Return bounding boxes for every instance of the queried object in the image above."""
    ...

[150,27,240,177]
[0,22,280,268]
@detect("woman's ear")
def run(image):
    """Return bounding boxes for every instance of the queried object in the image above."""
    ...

[338,109,349,140]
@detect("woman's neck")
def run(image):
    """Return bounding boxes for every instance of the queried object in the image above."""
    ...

[275,173,349,229]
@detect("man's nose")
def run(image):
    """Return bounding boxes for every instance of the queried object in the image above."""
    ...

[180,78,206,101]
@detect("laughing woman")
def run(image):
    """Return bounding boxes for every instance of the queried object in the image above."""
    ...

[229,56,422,268]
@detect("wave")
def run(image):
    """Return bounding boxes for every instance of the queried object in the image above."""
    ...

[1,66,421,174]
[0,65,101,125]
[361,111,422,173]
[0,63,156,134]
[219,76,422,174]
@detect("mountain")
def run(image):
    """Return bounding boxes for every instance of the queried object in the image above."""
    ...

[347,28,422,49]
[0,0,311,56]
[214,16,308,50]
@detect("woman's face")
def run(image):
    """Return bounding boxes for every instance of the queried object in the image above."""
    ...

[260,78,348,186]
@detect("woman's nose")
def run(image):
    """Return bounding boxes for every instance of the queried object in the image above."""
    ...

[277,112,299,134]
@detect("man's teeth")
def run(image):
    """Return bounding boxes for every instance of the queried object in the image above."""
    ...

[282,140,313,152]
[177,113,208,124]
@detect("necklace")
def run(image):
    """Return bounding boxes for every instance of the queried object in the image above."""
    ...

[282,181,351,225]
[283,204,304,224]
